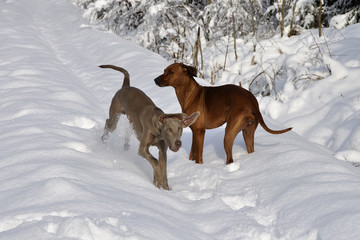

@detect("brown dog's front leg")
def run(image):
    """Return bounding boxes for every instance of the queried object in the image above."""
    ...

[189,131,196,161]
[193,128,205,164]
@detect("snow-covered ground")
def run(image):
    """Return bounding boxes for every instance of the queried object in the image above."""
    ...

[1,0,360,239]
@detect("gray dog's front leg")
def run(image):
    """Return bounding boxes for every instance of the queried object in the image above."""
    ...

[138,142,158,167]
[138,137,160,187]
[138,136,170,190]
[157,142,169,190]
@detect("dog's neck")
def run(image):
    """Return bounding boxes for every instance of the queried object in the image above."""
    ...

[174,77,201,113]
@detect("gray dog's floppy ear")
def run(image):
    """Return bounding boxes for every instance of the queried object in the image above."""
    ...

[159,113,186,124]
[182,64,197,77]
[158,114,167,124]
[181,111,200,128]
[159,112,199,127]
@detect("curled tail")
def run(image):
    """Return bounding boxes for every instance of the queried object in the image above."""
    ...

[99,65,130,88]
[253,109,292,134]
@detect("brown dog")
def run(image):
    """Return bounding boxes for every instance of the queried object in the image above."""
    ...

[155,63,292,165]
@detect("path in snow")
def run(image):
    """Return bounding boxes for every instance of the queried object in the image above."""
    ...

[1,0,360,239]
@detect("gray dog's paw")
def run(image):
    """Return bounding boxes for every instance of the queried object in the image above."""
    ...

[101,134,109,143]
[123,143,130,151]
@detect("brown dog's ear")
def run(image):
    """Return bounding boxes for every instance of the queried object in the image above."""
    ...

[182,64,197,77]
[181,111,200,128]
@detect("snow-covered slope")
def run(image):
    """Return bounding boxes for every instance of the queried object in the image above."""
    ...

[1,0,360,239]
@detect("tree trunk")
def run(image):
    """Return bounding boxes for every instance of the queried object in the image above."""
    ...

[193,27,200,70]
[193,27,204,78]
[251,0,256,36]
[230,0,238,60]
[318,0,323,37]
[288,0,298,37]
[280,0,286,37]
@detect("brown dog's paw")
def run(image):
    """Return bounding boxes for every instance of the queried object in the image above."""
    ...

[162,184,171,191]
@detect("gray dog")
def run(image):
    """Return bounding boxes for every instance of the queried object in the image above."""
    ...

[100,65,199,190]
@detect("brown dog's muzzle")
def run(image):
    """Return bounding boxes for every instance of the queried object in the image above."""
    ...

[154,76,166,87]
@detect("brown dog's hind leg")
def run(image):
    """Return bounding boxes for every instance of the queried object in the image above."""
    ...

[224,114,248,164]
[242,119,258,154]
[224,127,237,165]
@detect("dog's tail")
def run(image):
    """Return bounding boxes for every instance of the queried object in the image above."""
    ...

[253,109,292,134]
[99,65,130,88]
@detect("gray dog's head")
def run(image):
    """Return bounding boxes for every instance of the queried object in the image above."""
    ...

[158,112,200,152]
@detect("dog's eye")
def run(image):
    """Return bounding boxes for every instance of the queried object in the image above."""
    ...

[178,128,182,133]
[167,70,173,75]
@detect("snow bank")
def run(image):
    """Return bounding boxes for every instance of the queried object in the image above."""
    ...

[1,0,360,239]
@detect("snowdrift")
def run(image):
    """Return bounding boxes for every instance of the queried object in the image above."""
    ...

[0,0,360,239]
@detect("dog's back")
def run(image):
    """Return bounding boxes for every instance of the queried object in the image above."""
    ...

[101,64,200,189]
[100,65,160,140]
[155,62,292,164]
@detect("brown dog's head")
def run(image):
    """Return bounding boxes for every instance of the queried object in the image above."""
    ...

[154,63,197,87]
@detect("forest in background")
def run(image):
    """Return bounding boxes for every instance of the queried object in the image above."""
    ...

[71,0,360,95]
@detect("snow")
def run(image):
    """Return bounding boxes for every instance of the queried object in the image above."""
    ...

[149,3,166,16]
[1,0,360,239]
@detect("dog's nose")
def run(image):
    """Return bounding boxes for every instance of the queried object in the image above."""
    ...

[154,77,161,85]
[175,140,182,148]
[154,77,160,85]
